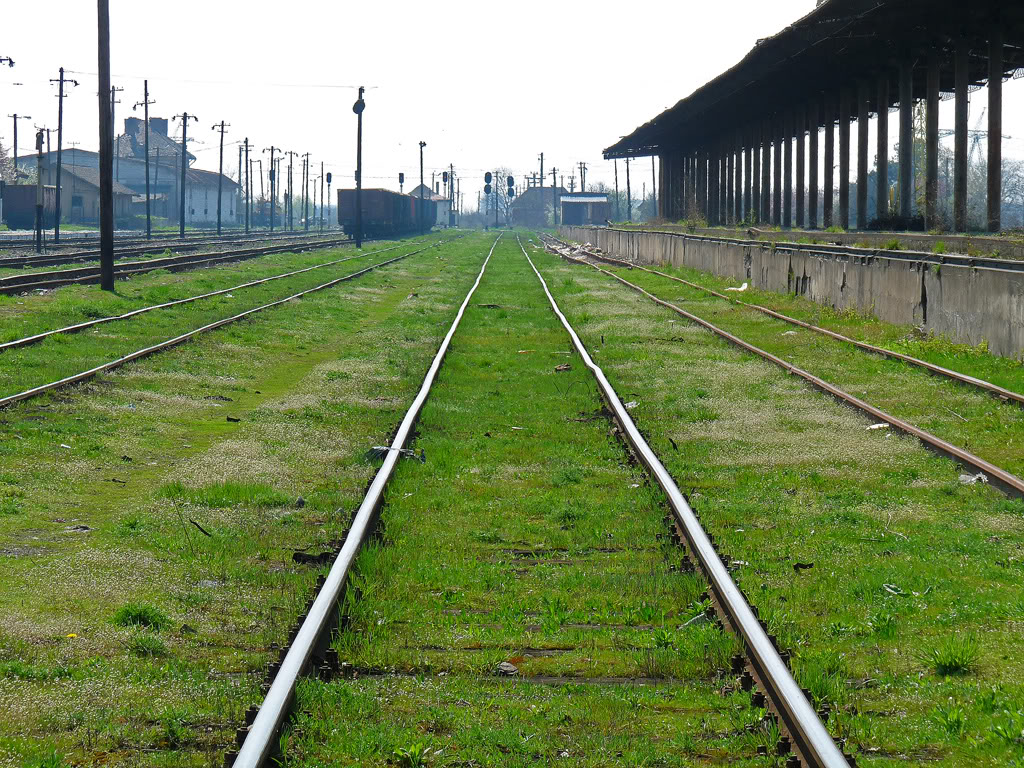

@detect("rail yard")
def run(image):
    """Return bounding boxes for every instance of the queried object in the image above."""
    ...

[5,0,1024,767]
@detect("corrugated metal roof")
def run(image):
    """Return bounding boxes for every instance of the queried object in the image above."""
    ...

[561,195,608,203]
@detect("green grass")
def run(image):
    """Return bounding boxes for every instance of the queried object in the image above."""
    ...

[0,233,485,766]
[111,603,170,630]
[533,239,1024,765]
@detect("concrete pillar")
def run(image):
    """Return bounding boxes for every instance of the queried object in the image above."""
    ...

[988,27,1002,232]
[699,149,707,221]
[898,60,914,221]
[954,39,969,232]
[657,153,666,219]
[857,80,869,229]
[761,118,771,224]
[726,143,734,225]
[839,87,851,229]
[809,100,819,228]
[719,149,727,225]
[926,54,940,229]
[824,94,835,228]
[773,116,783,226]
[709,147,718,225]
[796,105,805,228]
[783,111,793,227]
[876,73,890,221]
[752,123,761,224]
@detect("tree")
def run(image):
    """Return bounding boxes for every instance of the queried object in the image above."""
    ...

[0,141,13,184]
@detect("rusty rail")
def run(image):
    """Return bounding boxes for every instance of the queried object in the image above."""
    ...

[229,234,502,768]
[546,234,1024,408]
[0,241,423,354]
[520,235,852,768]
[540,234,1024,499]
[0,239,448,411]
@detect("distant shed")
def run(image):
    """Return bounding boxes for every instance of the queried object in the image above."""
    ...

[560,192,610,226]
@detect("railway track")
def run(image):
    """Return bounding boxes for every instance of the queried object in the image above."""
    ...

[543,234,1024,408]
[227,232,853,768]
[542,233,1024,498]
[0,238,449,410]
[0,234,357,294]
[0,230,339,270]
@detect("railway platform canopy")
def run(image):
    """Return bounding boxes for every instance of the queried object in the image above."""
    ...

[606,0,1024,232]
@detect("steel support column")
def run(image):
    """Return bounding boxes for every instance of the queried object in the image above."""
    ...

[744,128,752,224]
[926,54,940,229]
[809,100,819,228]
[876,73,890,222]
[987,27,1002,232]
[839,87,851,229]
[761,119,771,223]
[735,132,743,224]
[783,111,793,227]
[726,143,734,225]
[898,60,914,221]
[719,148,727,225]
[752,124,761,225]
[796,105,805,228]
[954,40,969,232]
[857,81,869,229]
[773,116,783,226]
[824,94,835,228]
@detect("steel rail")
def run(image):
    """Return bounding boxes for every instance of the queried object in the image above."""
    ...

[546,235,1024,408]
[0,241,428,353]
[0,236,357,294]
[0,239,449,411]
[231,233,502,768]
[588,225,1024,273]
[541,237,1024,500]
[519,235,849,768]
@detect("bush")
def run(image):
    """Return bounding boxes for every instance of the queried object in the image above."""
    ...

[112,602,170,630]
[922,634,978,676]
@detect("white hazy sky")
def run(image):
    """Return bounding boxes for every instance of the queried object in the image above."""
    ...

[3,1,1023,208]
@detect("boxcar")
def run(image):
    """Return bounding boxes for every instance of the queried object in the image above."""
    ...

[337,188,428,237]
[1,184,57,230]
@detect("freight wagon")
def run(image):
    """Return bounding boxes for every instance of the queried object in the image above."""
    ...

[0,184,57,230]
[337,188,435,237]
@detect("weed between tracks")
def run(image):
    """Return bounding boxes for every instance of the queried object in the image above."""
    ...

[283,235,770,767]
[535,242,1024,766]
[0,234,477,766]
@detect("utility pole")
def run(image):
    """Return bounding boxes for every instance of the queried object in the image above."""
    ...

[174,112,197,238]
[244,138,251,234]
[419,140,426,234]
[449,163,455,225]
[34,130,43,252]
[8,114,32,179]
[579,161,587,192]
[211,121,229,234]
[50,68,79,242]
[651,157,656,214]
[626,158,632,221]
[284,150,296,231]
[539,152,544,189]
[354,85,366,246]
[300,153,306,232]
[110,85,123,183]
[97,0,114,291]
[262,147,279,231]
[237,144,242,227]
[257,158,264,224]
[614,160,620,221]
[551,167,559,226]
[320,162,325,236]
[132,80,154,239]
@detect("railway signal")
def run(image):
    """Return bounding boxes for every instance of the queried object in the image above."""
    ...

[399,172,404,193]
[352,86,365,248]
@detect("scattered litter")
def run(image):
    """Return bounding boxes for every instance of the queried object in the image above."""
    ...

[120,455,133,463]
[204,395,233,402]
[225,294,233,298]
[793,561,814,572]
[497,661,519,677]
[106,478,127,485]
[477,303,502,309]
[866,423,889,431]
[624,401,638,409]
[295,497,306,509]
[782,331,797,336]
[64,525,93,533]
[517,350,535,354]
[668,436,678,451]
[365,446,426,463]
[630,483,640,489]
[882,583,906,596]
[60,443,71,450]
[180,624,197,635]
[510,427,525,431]
[959,472,988,485]
[724,283,749,292]
[554,363,572,372]
[683,613,710,627]
[190,519,213,537]
[226,416,241,423]
[198,580,221,589]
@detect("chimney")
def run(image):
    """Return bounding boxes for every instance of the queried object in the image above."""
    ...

[150,117,168,136]
[125,116,142,137]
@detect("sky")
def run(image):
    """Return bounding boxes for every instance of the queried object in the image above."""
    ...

[3,1,1023,211]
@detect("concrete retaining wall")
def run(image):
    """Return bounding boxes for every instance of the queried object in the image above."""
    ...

[561,225,1024,359]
